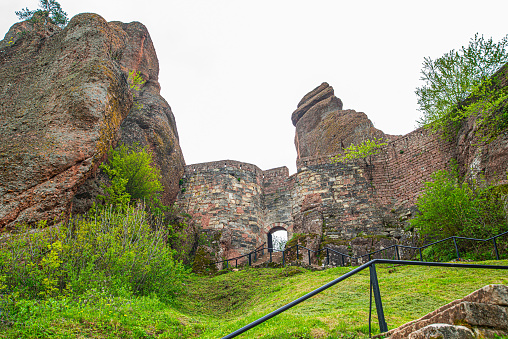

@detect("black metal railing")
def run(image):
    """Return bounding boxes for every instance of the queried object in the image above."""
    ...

[221,259,508,338]
[213,230,508,269]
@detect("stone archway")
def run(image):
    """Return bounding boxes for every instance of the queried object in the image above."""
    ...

[267,224,289,252]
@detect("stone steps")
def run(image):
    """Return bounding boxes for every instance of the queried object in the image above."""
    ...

[377,284,508,339]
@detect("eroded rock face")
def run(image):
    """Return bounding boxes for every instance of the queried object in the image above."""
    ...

[0,13,185,229]
[293,82,387,159]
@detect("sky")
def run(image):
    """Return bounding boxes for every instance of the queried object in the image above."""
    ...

[1,1,507,174]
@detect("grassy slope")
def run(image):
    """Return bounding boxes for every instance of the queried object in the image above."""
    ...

[2,260,508,338]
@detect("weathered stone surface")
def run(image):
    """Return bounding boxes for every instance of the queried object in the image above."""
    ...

[291,82,339,126]
[408,324,474,339]
[293,83,387,159]
[0,13,184,228]
[383,285,508,339]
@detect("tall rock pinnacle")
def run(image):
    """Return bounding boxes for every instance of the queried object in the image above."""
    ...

[0,13,185,229]
[293,83,386,159]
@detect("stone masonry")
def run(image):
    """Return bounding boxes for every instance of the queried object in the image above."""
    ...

[177,78,508,265]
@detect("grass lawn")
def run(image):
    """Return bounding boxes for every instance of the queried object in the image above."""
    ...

[2,260,507,338]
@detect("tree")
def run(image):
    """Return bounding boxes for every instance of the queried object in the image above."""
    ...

[416,33,508,138]
[16,0,69,28]
[99,143,164,211]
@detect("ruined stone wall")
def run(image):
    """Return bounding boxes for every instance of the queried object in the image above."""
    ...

[262,167,294,237]
[370,128,456,213]
[178,160,265,261]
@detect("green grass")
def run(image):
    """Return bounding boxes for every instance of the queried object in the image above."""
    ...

[2,260,508,338]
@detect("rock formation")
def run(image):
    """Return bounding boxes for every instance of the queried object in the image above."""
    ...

[293,82,389,159]
[0,13,184,229]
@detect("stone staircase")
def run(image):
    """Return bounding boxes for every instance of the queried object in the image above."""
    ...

[251,251,326,270]
[252,251,283,267]
[377,285,508,338]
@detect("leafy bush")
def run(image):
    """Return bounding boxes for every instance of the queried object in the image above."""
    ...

[99,143,164,212]
[410,167,508,261]
[0,205,188,302]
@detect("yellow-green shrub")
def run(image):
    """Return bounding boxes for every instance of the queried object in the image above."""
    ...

[0,205,188,302]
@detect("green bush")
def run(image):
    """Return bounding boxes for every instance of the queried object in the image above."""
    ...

[0,205,188,302]
[99,143,164,212]
[410,168,508,261]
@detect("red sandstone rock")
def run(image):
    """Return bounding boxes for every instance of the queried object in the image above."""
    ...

[0,13,184,228]
[382,285,508,339]
[293,83,387,159]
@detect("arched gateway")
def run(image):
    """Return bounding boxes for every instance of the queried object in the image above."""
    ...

[266,223,292,252]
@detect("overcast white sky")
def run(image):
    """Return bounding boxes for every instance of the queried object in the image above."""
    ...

[1,1,507,174]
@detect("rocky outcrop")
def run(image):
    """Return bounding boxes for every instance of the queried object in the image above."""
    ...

[0,13,184,229]
[293,82,388,159]
[381,284,508,339]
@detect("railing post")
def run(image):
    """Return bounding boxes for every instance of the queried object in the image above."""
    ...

[308,249,311,265]
[296,245,299,261]
[419,248,423,261]
[226,260,229,269]
[270,251,272,263]
[326,248,330,266]
[453,237,460,260]
[493,238,500,260]
[370,263,388,333]
[282,250,285,266]
[341,254,344,267]
[395,245,400,260]
[254,250,257,262]
[249,253,252,266]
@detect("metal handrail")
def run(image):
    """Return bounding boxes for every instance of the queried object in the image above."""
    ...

[221,259,508,338]
[213,230,508,269]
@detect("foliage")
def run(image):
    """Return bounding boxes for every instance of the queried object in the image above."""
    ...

[128,70,146,110]
[410,167,508,261]
[331,137,387,164]
[99,143,163,212]
[416,33,508,139]
[15,0,68,28]
[3,259,507,338]
[0,205,187,303]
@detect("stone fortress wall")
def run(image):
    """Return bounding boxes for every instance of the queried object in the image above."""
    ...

[177,81,508,264]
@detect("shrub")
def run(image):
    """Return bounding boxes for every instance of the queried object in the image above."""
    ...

[99,143,164,212]
[331,138,387,165]
[0,205,188,302]
[410,167,508,260]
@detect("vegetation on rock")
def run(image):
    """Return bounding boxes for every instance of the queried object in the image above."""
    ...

[98,143,164,213]
[416,33,508,141]
[331,137,387,165]
[16,0,68,27]
[128,70,146,110]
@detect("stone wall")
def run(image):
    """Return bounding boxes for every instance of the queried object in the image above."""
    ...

[177,79,508,267]
[262,167,294,237]
[178,160,265,262]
